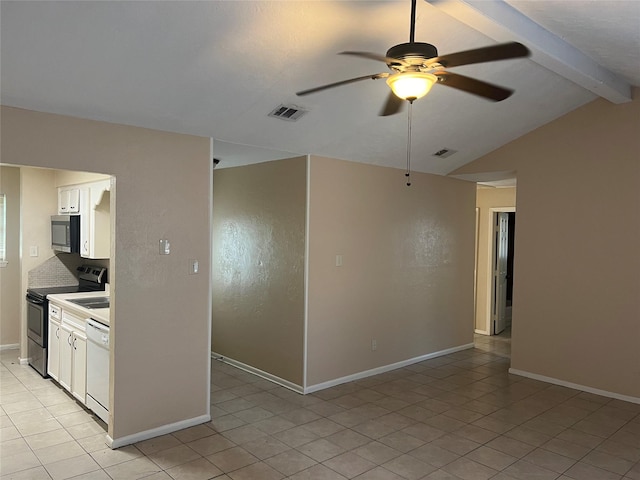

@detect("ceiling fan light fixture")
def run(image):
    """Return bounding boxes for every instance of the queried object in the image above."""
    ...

[386,72,437,101]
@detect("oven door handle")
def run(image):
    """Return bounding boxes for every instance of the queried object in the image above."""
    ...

[26,294,45,305]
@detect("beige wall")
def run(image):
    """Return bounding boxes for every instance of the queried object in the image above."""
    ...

[211,157,306,386]
[54,170,110,187]
[1,106,212,443]
[454,90,640,399]
[474,187,516,333]
[0,166,22,347]
[307,156,476,387]
[20,168,59,354]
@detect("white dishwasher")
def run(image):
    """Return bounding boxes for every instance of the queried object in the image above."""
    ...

[86,319,110,423]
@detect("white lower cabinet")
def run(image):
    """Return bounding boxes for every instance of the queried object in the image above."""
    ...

[59,323,73,391]
[52,306,88,405]
[71,332,87,403]
[47,318,61,381]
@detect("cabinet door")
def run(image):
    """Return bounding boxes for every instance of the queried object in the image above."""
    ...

[67,188,80,213]
[72,333,87,404]
[79,187,91,257]
[47,319,61,381]
[58,187,80,214]
[59,324,73,391]
[58,189,70,214]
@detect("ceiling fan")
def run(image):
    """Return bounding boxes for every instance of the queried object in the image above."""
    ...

[296,0,530,116]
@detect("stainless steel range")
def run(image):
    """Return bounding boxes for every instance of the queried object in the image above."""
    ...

[25,265,107,377]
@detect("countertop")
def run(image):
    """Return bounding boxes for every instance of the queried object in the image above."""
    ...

[48,291,110,326]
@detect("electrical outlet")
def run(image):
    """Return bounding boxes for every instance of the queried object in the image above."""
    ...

[371,339,377,351]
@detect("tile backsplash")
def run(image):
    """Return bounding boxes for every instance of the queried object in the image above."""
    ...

[28,254,109,288]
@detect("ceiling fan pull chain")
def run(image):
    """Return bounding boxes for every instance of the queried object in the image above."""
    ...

[406,101,413,187]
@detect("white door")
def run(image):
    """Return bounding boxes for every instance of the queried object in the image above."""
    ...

[492,212,509,335]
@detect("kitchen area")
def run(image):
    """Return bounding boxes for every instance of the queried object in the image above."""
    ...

[3,165,114,430]
[2,106,213,452]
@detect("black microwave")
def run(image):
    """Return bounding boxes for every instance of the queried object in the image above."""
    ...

[51,215,80,253]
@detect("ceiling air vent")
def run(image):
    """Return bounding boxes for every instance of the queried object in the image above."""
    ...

[432,148,457,159]
[268,104,308,122]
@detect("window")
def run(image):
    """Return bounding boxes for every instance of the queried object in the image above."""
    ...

[0,194,6,264]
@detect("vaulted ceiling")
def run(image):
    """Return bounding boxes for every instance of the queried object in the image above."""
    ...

[2,1,638,177]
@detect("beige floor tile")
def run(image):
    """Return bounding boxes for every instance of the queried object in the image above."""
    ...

[409,443,460,468]
[206,446,258,472]
[221,424,267,444]
[326,429,371,450]
[465,445,518,471]
[90,444,143,468]
[0,449,42,476]
[187,433,236,456]
[34,439,87,465]
[2,465,53,480]
[287,463,348,480]
[208,414,246,433]
[147,444,201,470]
[382,453,438,479]
[264,449,318,476]
[352,465,405,480]
[430,433,481,455]
[502,459,561,480]
[64,420,107,440]
[104,457,163,480]
[241,435,290,460]
[135,433,183,455]
[523,447,576,474]
[442,457,498,480]
[353,440,401,465]
[23,428,74,450]
[0,424,22,441]
[43,453,101,480]
[296,438,346,462]
[273,424,320,447]
[323,451,377,478]
[164,457,223,480]
[563,461,623,480]
[582,449,635,476]
[15,417,63,437]
[227,460,284,480]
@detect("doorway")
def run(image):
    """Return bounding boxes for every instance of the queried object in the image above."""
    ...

[492,210,515,335]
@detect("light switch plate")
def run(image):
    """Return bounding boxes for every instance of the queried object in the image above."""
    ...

[189,259,199,275]
[29,246,39,257]
[159,239,170,255]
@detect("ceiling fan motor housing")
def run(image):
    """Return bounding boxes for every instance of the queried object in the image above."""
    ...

[386,42,438,68]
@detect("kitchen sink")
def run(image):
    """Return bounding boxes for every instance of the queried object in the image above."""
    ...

[69,297,110,309]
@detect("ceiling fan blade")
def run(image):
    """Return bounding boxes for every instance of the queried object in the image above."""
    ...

[434,71,513,101]
[432,42,530,68]
[380,91,405,116]
[296,73,389,96]
[340,51,409,67]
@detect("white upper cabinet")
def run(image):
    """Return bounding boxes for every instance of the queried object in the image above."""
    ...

[58,178,111,259]
[58,187,80,214]
[80,179,111,259]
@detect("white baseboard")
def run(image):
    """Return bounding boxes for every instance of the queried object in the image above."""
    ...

[106,414,211,449]
[508,368,640,405]
[0,343,19,351]
[211,352,304,394]
[19,357,29,365]
[305,343,475,394]
[474,329,490,335]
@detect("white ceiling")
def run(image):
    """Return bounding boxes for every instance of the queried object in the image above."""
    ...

[1,1,638,178]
